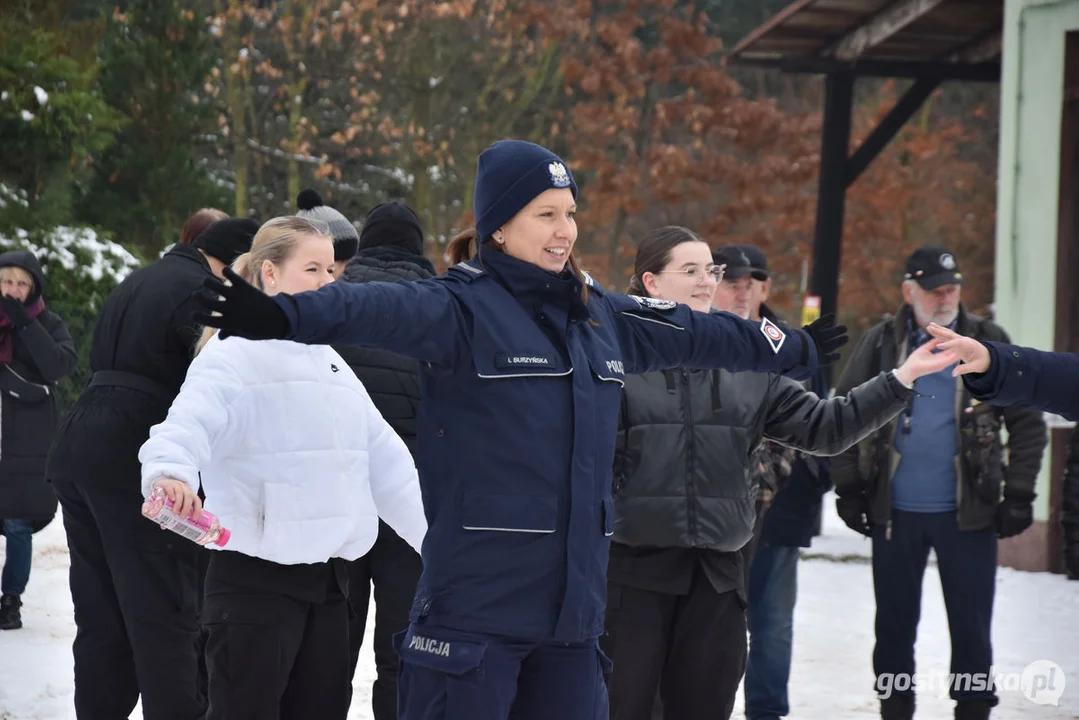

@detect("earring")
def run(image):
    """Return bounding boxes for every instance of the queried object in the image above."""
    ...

[495,231,504,244]
[271,280,276,287]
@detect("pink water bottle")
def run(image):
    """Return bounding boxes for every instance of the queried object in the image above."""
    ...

[141,486,231,547]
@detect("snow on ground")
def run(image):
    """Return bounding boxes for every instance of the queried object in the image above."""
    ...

[1,500,1076,719]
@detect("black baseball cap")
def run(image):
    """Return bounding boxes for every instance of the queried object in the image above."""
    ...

[905,245,964,290]
[713,244,768,281]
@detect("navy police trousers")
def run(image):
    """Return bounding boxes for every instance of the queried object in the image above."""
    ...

[395,624,612,720]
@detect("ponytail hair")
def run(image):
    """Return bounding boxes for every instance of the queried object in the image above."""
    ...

[194,216,331,355]
[446,228,479,265]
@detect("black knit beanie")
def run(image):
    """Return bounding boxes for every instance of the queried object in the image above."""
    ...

[359,201,425,257]
[192,218,259,266]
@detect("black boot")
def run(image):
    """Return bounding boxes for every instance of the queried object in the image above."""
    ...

[880,694,915,720]
[0,594,22,630]
[955,699,995,720]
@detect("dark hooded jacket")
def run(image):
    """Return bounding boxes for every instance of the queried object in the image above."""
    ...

[0,251,77,528]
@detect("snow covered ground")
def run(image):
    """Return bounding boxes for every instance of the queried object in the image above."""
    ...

[1,495,1076,719]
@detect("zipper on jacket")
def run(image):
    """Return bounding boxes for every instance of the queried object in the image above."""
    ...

[886,518,892,541]
[681,369,699,545]
[3,366,50,395]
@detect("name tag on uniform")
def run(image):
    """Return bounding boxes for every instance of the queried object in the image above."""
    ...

[495,353,554,369]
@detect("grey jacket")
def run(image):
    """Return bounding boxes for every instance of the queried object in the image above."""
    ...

[612,365,915,552]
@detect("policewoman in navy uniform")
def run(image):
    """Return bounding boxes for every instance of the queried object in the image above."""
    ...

[192,140,848,720]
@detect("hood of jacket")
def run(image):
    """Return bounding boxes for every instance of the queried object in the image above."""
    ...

[0,250,45,304]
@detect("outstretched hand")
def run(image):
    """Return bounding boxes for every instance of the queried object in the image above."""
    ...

[193,267,290,341]
[924,323,991,376]
[802,313,848,367]
[893,338,961,385]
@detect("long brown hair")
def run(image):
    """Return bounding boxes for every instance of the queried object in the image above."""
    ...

[628,226,702,296]
[195,216,331,354]
[180,208,229,245]
[447,228,592,306]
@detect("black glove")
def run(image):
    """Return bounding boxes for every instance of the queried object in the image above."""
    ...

[801,313,848,367]
[1064,538,1079,580]
[0,294,31,329]
[836,492,873,537]
[193,267,291,341]
[996,490,1034,539]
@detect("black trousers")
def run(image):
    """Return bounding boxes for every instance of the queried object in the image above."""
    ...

[53,478,205,720]
[202,550,352,720]
[602,565,748,720]
[872,510,998,705]
[347,520,423,720]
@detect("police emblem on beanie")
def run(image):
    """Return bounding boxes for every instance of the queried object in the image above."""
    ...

[473,140,578,240]
[295,187,360,262]
[548,162,571,188]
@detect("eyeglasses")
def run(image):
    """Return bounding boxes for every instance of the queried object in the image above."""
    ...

[656,264,726,282]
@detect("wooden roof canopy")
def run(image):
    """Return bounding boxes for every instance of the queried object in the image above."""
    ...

[725,0,1004,82]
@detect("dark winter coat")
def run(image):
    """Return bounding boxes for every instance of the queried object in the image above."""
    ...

[333,245,436,457]
[0,251,77,529]
[964,342,1079,420]
[833,305,1048,532]
[46,244,213,490]
[759,365,834,548]
[612,361,913,554]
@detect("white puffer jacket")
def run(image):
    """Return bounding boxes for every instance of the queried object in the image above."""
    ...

[139,333,427,565]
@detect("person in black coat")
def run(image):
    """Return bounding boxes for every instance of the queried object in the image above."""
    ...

[333,200,433,720]
[44,215,255,720]
[0,251,77,631]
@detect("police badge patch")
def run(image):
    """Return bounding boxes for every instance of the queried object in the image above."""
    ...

[629,295,677,311]
[759,317,787,354]
[548,162,571,188]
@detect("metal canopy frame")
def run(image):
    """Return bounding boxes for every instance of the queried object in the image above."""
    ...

[726,0,1003,349]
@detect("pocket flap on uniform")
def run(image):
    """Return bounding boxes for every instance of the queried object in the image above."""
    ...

[587,355,625,386]
[397,626,487,676]
[461,492,558,533]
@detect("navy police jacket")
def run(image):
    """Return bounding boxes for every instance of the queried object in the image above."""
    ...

[965,341,1079,421]
[278,247,817,642]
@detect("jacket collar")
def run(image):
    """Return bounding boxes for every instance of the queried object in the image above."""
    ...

[759,303,785,327]
[349,246,436,278]
[892,303,974,347]
[166,243,213,272]
[477,242,587,317]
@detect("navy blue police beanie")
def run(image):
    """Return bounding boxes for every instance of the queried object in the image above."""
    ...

[473,140,578,240]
